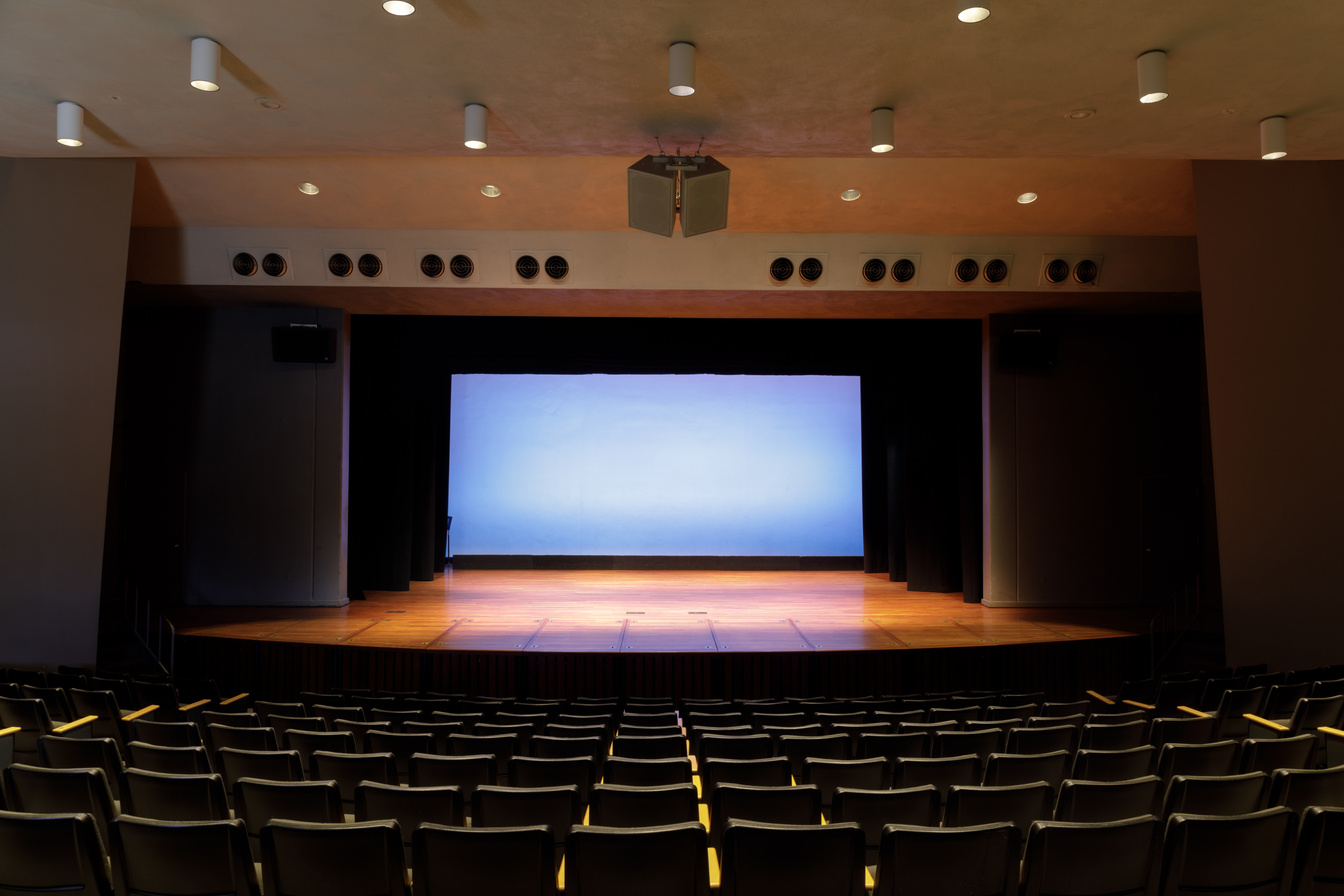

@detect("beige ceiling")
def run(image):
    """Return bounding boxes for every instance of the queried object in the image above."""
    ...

[4,1,1339,236]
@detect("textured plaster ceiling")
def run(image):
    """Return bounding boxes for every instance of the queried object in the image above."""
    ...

[3,1,1339,235]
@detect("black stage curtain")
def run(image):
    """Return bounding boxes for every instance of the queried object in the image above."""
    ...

[348,316,982,598]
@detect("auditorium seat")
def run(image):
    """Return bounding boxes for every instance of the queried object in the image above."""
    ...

[1267,764,1344,816]
[1069,745,1155,782]
[586,782,701,827]
[707,783,822,851]
[129,719,202,748]
[1078,720,1148,752]
[1157,807,1296,896]
[944,781,1054,847]
[37,734,124,801]
[110,815,258,896]
[1158,771,1268,819]
[509,755,597,804]
[564,821,710,896]
[283,729,356,778]
[1020,815,1161,896]
[891,754,982,803]
[981,750,1071,789]
[121,767,231,821]
[829,786,940,870]
[874,822,1020,896]
[1236,732,1315,776]
[1052,775,1163,823]
[472,784,582,868]
[717,819,866,896]
[2,764,117,846]
[260,818,408,896]
[312,750,398,809]
[218,747,305,800]
[601,755,695,788]
[0,809,113,896]
[407,753,495,808]
[447,732,520,782]
[798,757,888,810]
[1291,806,1344,896]
[353,780,465,865]
[1154,740,1239,781]
[126,740,212,775]
[0,696,94,765]
[235,777,342,860]
[412,823,557,896]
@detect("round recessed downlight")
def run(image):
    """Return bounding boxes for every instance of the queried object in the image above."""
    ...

[254,97,286,110]
[841,189,861,201]
[383,1,415,14]
[481,184,501,197]
[1017,192,1038,204]
[1066,108,1095,120]
[298,183,319,195]
[957,4,990,22]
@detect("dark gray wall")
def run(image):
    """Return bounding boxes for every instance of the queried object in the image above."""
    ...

[1193,160,1344,671]
[984,314,1205,608]
[0,158,135,666]
[182,307,349,606]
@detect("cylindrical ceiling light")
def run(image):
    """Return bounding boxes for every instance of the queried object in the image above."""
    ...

[190,37,221,91]
[56,101,84,147]
[1260,116,1287,160]
[957,1,990,23]
[668,41,695,96]
[870,107,894,153]
[1137,50,1168,104]
[464,103,487,149]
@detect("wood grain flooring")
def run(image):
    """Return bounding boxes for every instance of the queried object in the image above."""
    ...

[169,570,1150,654]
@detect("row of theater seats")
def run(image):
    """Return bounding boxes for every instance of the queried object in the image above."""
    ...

[3,787,1344,895]
[4,666,1344,894]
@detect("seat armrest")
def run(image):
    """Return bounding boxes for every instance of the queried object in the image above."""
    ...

[0,726,17,772]
[180,698,212,712]
[1244,714,1288,738]
[220,692,251,707]
[1323,726,1344,768]
[52,715,100,737]
[707,847,720,888]
[1177,706,1212,718]
[1123,700,1156,711]
[1086,690,1115,705]
[121,704,159,723]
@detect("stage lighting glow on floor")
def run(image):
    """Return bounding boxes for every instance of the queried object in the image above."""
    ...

[448,374,863,557]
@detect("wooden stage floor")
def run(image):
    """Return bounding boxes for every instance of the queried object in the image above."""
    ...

[170,569,1150,654]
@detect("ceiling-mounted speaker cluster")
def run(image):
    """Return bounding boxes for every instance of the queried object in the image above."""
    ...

[417,251,479,284]
[948,254,1014,287]
[228,248,293,281]
[325,250,387,281]
[1037,254,1103,288]
[511,252,571,284]
[857,254,921,288]
[766,253,828,287]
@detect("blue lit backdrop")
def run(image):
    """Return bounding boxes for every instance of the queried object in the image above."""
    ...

[448,374,863,556]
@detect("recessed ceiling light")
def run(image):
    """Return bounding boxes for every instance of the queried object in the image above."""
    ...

[383,1,415,14]
[481,185,501,197]
[254,97,286,110]
[1066,108,1095,120]
[298,183,319,195]
[957,1,990,22]
[840,189,861,201]
[1016,192,1038,204]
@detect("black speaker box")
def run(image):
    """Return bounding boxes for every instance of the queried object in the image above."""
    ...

[272,326,337,363]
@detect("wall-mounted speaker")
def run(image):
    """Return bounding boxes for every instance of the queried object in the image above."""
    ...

[765,253,828,287]
[325,250,386,281]
[679,157,730,237]
[949,254,1014,287]
[857,254,921,287]
[272,325,337,363]
[1038,254,1104,288]
[417,250,479,283]
[228,247,292,281]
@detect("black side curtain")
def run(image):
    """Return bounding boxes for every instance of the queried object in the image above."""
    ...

[348,316,982,599]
